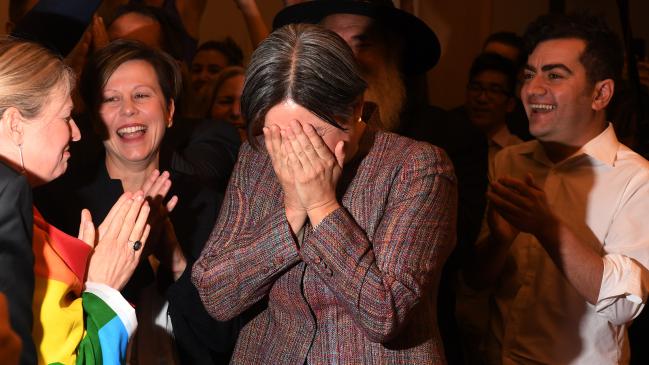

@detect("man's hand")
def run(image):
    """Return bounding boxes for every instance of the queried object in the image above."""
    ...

[487,173,558,239]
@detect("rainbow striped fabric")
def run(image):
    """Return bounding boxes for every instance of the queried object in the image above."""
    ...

[32,209,137,365]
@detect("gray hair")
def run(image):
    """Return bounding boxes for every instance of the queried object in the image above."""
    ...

[241,23,367,147]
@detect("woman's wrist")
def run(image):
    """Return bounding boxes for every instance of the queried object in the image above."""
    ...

[285,205,307,235]
[307,200,340,228]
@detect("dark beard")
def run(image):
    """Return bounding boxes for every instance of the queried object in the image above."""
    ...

[362,60,406,132]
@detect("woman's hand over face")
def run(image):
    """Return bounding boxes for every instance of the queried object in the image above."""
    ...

[264,124,307,233]
[80,191,151,290]
[283,120,344,227]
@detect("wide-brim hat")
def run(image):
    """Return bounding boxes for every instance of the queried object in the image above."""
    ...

[273,0,441,75]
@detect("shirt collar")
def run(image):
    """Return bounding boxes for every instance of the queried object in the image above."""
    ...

[576,123,619,166]
[517,123,619,167]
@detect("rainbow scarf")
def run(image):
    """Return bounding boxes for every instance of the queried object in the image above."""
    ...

[32,208,135,365]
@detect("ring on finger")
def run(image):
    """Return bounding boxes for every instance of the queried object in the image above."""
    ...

[129,240,142,251]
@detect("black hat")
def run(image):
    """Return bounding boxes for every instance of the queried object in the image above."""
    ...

[273,0,441,74]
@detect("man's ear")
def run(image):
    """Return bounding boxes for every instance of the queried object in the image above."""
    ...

[0,107,25,146]
[592,78,614,111]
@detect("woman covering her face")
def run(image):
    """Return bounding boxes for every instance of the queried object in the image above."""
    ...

[34,39,241,363]
[192,24,457,364]
[0,38,150,364]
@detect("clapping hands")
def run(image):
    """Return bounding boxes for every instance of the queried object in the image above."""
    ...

[140,169,186,279]
[78,192,151,290]
[487,174,558,243]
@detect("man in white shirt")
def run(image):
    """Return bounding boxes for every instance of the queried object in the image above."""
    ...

[465,13,649,364]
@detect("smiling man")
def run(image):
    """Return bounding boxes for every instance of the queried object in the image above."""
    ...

[464,14,649,364]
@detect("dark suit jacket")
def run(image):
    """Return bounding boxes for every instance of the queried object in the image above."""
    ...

[0,162,36,365]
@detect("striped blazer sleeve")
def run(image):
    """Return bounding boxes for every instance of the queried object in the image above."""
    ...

[299,142,457,342]
[192,145,302,321]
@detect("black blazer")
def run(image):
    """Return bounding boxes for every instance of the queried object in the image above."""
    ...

[0,162,36,365]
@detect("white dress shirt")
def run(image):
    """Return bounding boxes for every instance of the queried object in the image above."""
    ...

[484,124,649,365]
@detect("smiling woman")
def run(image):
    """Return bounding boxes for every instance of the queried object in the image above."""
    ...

[34,39,242,363]
[0,37,151,364]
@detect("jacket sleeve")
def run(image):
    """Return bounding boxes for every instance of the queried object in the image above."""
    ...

[34,277,136,365]
[298,143,457,343]
[0,171,36,365]
[192,146,301,321]
[77,282,137,365]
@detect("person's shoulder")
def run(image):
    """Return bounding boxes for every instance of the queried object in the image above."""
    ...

[230,138,270,176]
[615,143,649,177]
[0,162,28,193]
[376,131,454,175]
[0,161,19,180]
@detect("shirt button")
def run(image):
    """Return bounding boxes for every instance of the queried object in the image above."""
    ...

[324,268,333,277]
[312,256,321,264]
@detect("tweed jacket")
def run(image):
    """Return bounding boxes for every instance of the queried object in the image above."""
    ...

[192,129,457,364]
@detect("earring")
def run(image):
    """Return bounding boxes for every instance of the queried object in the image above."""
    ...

[358,116,363,124]
[17,143,26,174]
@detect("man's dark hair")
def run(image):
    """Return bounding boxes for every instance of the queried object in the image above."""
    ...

[483,31,525,68]
[195,38,244,67]
[523,13,623,85]
[469,53,517,95]
[242,23,367,147]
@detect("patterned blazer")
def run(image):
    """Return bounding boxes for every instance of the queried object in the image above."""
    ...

[192,129,457,364]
